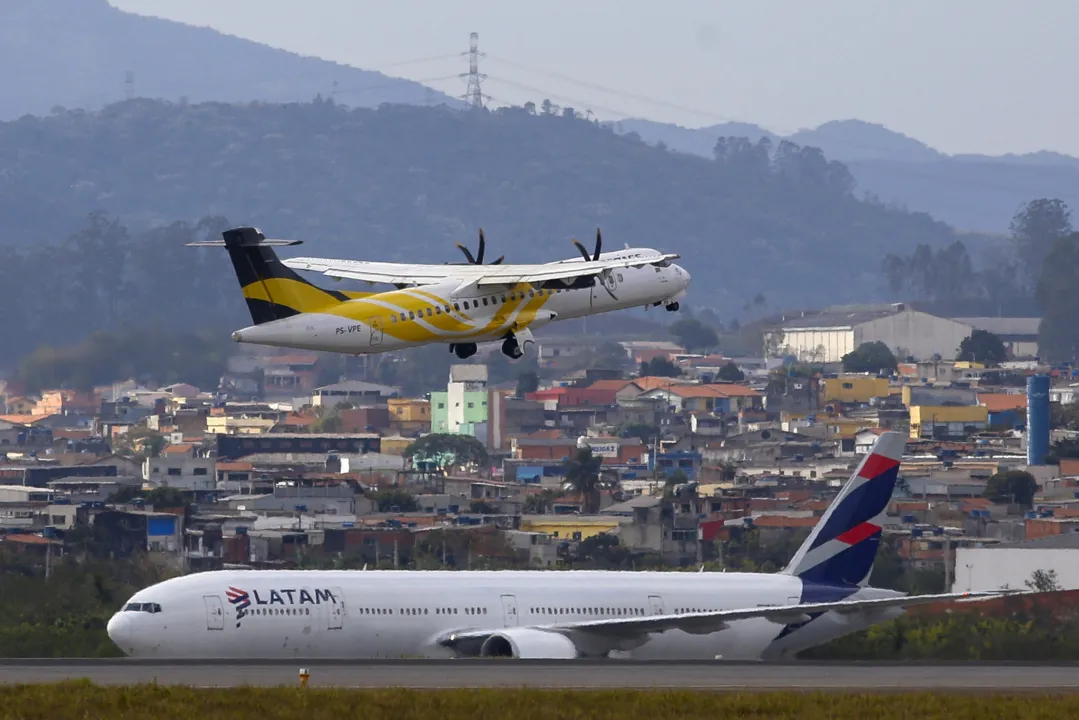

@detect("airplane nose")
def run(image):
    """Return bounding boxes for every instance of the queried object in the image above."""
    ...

[107,613,131,650]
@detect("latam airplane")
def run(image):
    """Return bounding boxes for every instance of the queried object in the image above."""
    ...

[190,226,690,361]
[106,432,1005,660]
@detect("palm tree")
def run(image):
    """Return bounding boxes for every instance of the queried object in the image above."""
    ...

[563,446,616,514]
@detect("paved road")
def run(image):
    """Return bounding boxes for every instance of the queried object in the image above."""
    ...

[2,661,1079,690]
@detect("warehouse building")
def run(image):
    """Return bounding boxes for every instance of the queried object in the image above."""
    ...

[764,304,974,363]
[951,317,1041,359]
[951,534,1079,593]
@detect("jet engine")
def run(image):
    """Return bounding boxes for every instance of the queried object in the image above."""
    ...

[478,628,579,659]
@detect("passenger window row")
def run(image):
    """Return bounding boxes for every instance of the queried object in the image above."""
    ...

[530,607,646,617]
[356,607,489,616]
[249,607,310,617]
[388,288,564,325]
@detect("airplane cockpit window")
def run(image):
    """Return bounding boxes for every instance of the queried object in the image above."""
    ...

[123,602,162,613]
[656,259,671,268]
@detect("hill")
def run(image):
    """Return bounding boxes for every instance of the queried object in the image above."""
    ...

[0,99,968,318]
[0,0,457,120]
[612,118,1079,233]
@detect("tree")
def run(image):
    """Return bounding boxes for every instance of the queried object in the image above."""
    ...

[669,317,718,353]
[984,470,1038,506]
[639,357,681,378]
[563,446,616,514]
[372,488,418,513]
[957,329,1007,365]
[515,371,539,398]
[716,361,744,382]
[404,434,489,472]
[1025,568,1061,593]
[1010,198,1073,291]
[1036,232,1079,361]
[841,341,897,374]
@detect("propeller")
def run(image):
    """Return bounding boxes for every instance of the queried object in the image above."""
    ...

[456,228,504,265]
[572,227,602,262]
[570,227,617,300]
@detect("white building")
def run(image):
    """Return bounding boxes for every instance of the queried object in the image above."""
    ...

[951,534,1079,593]
[144,456,216,492]
[311,381,400,408]
[764,304,976,363]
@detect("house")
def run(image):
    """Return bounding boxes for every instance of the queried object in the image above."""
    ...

[821,375,890,404]
[978,393,1028,430]
[311,381,400,407]
[764,304,974,363]
[636,383,762,414]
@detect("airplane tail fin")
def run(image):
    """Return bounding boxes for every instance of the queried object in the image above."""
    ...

[188,227,350,325]
[781,431,906,588]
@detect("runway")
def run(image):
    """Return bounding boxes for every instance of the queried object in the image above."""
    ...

[2,660,1079,690]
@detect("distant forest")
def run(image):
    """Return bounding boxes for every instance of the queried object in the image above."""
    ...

[0,98,969,316]
[2,99,1076,375]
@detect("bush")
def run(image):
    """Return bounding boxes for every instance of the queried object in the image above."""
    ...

[0,685,1076,720]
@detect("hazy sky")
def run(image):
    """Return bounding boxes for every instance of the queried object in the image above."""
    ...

[110,0,1078,157]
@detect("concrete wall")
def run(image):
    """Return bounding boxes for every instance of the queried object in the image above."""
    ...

[768,328,854,363]
[855,311,972,361]
[951,547,1079,593]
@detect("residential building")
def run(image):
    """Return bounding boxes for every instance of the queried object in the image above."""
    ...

[311,381,400,407]
[908,405,989,440]
[820,375,890,404]
[144,456,215,492]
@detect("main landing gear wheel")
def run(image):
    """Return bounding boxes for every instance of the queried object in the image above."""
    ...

[666,301,680,312]
[450,343,478,360]
[501,337,524,360]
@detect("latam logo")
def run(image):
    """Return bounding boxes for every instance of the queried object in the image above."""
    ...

[225,587,338,627]
[225,586,251,627]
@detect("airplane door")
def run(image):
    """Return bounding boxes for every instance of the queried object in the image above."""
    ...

[647,595,666,615]
[326,587,345,630]
[500,595,519,627]
[370,318,384,347]
[203,595,224,631]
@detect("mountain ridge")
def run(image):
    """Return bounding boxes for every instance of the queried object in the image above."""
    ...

[609,118,1079,232]
[0,0,459,120]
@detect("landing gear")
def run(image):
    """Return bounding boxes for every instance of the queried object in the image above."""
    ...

[665,301,680,312]
[501,337,524,360]
[450,343,477,360]
[500,327,535,361]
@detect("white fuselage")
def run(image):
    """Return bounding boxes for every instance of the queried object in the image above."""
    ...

[107,569,901,661]
[233,253,690,354]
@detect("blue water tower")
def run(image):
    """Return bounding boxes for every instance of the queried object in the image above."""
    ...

[1027,374,1050,465]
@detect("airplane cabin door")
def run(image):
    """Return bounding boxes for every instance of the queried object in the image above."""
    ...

[326,587,345,630]
[500,594,519,627]
[647,595,666,616]
[203,595,225,631]
[370,318,384,347]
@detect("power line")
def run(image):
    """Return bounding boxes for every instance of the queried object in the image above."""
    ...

[482,53,1078,199]
[332,74,462,96]
[482,65,1073,202]
[370,52,464,69]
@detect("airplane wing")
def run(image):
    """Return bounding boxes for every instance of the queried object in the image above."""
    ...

[283,252,680,289]
[472,253,680,287]
[437,590,1014,655]
[282,257,460,287]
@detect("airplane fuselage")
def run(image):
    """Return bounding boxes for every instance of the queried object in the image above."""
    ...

[232,253,690,354]
[107,569,902,661]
